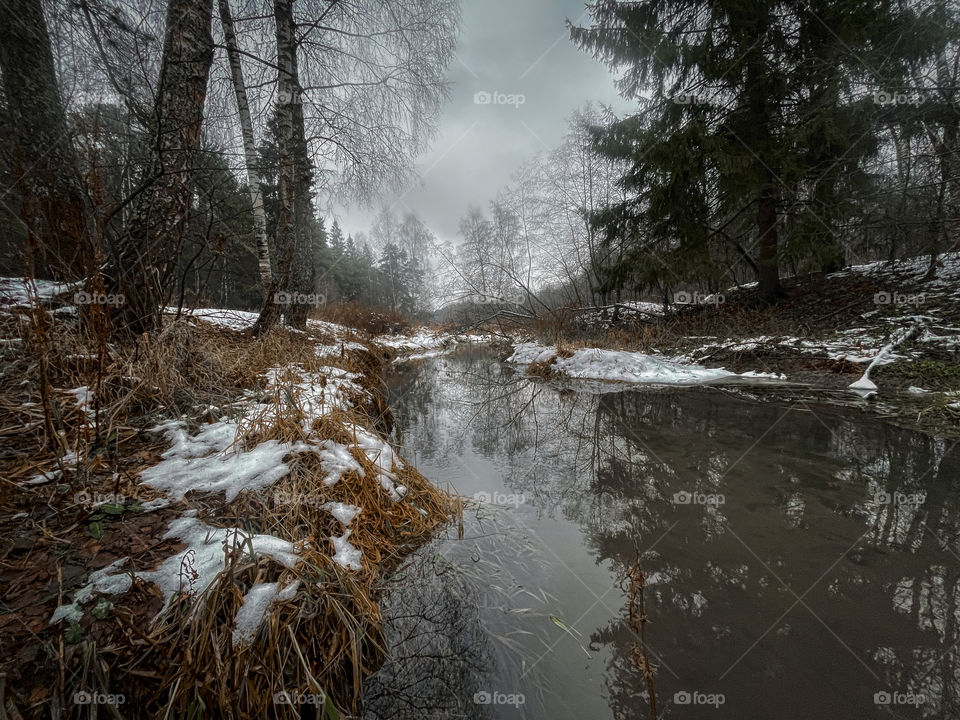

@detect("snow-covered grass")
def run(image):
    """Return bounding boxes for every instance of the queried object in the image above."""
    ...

[0,296,461,716]
[49,332,428,626]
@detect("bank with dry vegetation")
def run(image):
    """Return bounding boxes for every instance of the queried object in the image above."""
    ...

[490,253,960,436]
[0,282,462,719]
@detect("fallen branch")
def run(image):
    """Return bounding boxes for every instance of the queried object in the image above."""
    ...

[849,321,925,394]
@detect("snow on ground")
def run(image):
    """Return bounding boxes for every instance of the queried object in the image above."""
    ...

[230,580,300,647]
[45,312,457,627]
[50,559,132,624]
[621,300,667,315]
[65,386,93,417]
[330,530,363,570]
[508,343,785,385]
[325,502,361,527]
[144,517,299,606]
[374,327,446,351]
[260,365,368,431]
[683,253,960,393]
[374,327,491,360]
[576,300,669,329]
[51,518,303,624]
[134,358,397,506]
[141,429,310,502]
[0,277,77,307]
[315,440,365,486]
[347,423,407,501]
[164,307,262,331]
[691,332,901,365]
[832,251,960,292]
[232,582,281,647]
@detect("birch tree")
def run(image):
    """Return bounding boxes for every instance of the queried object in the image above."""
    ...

[218,0,272,292]
[252,0,302,335]
[109,0,215,337]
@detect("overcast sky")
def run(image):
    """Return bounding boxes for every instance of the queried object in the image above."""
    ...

[332,0,634,245]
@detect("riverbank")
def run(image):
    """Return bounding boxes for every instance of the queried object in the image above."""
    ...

[0,285,467,718]
[500,252,960,437]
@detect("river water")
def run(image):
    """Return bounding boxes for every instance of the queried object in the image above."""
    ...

[361,347,959,719]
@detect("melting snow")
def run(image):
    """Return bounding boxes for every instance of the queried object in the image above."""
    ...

[508,343,782,385]
[314,440,365,486]
[231,579,302,648]
[348,424,407,501]
[50,559,132,624]
[330,530,363,570]
[140,517,299,612]
[325,502,361,526]
[141,421,310,502]
[0,277,76,307]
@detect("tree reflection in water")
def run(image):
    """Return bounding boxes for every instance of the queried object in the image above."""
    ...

[364,348,959,719]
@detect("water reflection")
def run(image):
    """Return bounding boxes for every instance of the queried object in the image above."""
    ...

[363,348,960,719]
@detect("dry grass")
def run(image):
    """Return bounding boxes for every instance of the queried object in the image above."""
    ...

[314,301,410,336]
[0,301,458,719]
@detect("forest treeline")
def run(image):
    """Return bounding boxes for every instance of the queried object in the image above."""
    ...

[448,0,959,318]
[0,0,458,335]
[0,0,956,334]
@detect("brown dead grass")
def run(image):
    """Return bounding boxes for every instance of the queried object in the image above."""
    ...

[314,301,410,336]
[0,302,457,719]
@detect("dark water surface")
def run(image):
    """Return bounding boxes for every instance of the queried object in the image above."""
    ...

[361,348,959,719]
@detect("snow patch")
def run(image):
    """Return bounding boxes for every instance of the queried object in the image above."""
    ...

[508,343,780,386]
[139,517,300,613]
[141,422,309,502]
[50,559,132,625]
[330,530,363,570]
[325,502,361,527]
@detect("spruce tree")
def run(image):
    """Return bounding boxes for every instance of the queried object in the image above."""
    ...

[571,0,942,303]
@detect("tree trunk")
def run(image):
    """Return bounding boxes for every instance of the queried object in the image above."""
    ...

[0,0,93,279]
[218,0,272,293]
[109,0,215,338]
[745,28,784,306]
[757,177,784,304]
[252,0,301,337]
[925,51,960,279]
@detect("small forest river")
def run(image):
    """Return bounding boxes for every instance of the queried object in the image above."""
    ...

[360,347,959,719]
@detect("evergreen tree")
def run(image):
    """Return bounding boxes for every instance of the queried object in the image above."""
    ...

[571,0,943,303]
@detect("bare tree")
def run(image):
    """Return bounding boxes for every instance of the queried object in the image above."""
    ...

[252,0,302,335]
[218,0,272,292]
[247,0,459,333]
[108,0,216,337]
